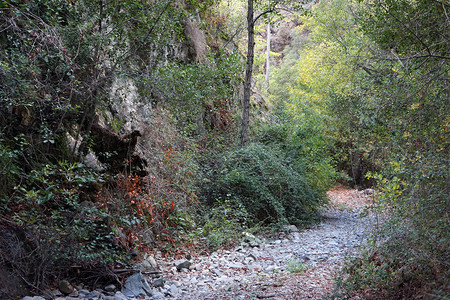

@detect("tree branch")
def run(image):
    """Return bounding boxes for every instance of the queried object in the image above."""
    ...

[432,0,450,7]
[253,0,283,25]
[379,2,433,57]
[366,54,450,61]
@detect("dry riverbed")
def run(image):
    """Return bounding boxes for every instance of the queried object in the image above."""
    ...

[23,187,377,300]
[158,186,377,300]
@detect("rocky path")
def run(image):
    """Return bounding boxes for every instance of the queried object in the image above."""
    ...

[23,187,376,300]
[157,187,377,300]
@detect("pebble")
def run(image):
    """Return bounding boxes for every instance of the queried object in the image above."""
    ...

[104,284,116,293]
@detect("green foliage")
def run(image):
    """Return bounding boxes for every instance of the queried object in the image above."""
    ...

[300,0,450,297]
[161,192,248,252]
[0,0,219,293]
[272,0,379,187]
[200,199,248,250]
[356,0,449,58]
[0,141,21,198]
[267,0,448,297]
[255,117,336,198]
[285,258,307,274]
[145,49,243,133]
[202,143,323,226]
[0,160,133,287]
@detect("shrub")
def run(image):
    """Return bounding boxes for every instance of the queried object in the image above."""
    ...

[332,160,449,299]
[200,199,249,250]
[0,160,131,290]
[256,119,336,198]
[0,141,21,198]
[143,50,242,133]
[202,143,324,227]
[286,258,307,274]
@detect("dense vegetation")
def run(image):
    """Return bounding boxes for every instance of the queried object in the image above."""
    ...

[267,0,448,298]
[0,0,448,298]
[0,0,324,297]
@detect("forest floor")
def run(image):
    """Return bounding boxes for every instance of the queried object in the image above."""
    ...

[159,186,378,299]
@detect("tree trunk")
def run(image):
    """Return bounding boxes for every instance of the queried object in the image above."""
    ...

[264,22,270,89]
[241,0,254,146]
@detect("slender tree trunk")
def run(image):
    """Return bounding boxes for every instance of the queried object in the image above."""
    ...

[241,0,254,146]
[264,22,270,89]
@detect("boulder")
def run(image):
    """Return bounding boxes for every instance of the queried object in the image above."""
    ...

[174,259,191,271]
[58,280,74,295]
[121,272,153,298]
[152,278,164,288]
[242,232,262,247]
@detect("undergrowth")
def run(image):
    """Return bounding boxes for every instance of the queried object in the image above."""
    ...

[330,160,449,299]
[201,143,325,227]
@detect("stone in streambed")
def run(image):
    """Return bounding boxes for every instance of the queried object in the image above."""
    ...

[283,225,299,233]
[104,284,116,293]
[168,284,179,296]
[174,259,191,271]
[152,290,166,299]
[113,291,128,300]
[58,280,74,295]
[121,272,153,298]
[152,278,164,288]
[42,289,63,299]
[85,290,102,299]
[242,232,262,247]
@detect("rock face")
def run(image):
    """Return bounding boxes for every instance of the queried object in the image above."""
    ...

[89,122,144,174]
[271,22,294,53]
[184,18,207,63]
[104,17,208,135]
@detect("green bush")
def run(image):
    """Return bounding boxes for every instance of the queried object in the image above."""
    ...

[1,161,131,288]
[201,199,249,250]
[0,142,21,198]
[202,143,324,226]
[256,118,336,198]
[286,258,307,274]
[143,49,243,133]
